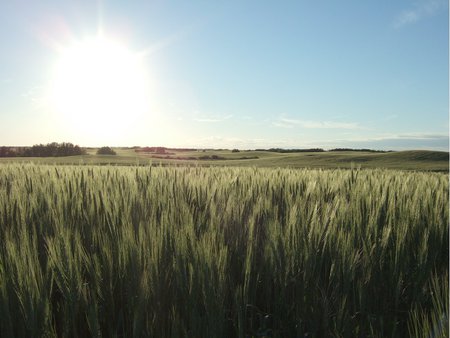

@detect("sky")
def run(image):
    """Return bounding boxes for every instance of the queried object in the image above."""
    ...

[0,0,448,150]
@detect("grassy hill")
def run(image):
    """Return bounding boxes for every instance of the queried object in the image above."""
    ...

[0,148,448,171]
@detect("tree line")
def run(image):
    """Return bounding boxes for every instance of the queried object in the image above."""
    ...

[254,148,326,153]
[0,142,85,157]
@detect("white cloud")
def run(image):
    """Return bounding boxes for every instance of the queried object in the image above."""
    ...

[395,10,420,27]
[275,118,362,129]
[320,132,447,142]
[21,85,50,110]
[332,132,445,142]
[184,136,291,149]
[272,121,295,129]
[316,132,449,151]
[194,114,233,123]
[378,132,448,140]
[394,0,446,28]
[238,115,253,121]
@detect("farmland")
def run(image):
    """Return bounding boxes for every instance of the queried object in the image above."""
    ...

[0,148,448,172]
[0,163,447,337]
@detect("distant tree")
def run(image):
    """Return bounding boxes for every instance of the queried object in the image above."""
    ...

[155,147,167,154]
[97,146,117,155]
[0,147,18,157]
[329,148,387,153]
[22,142,85,157]
[232,149,240,153]
[255,148,325,153]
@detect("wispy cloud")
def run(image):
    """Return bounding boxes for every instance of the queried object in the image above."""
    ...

[375,132,448,141]
[21,85,49,110]
[185,136,290,149]
[194,114,233,123]
[320,132,448,143]
[382,114,398,121]
[139,23,202,57]
[394,0,446,28]
[317,132,449,151]
[274,118,362,130]
[238,115,253,121]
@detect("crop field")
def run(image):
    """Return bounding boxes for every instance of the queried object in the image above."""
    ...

[0,164,448,337]
[0,149,448,172]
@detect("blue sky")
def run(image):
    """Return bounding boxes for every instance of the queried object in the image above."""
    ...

[0,0,448,150]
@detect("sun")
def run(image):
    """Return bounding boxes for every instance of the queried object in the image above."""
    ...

[50,36,149,140]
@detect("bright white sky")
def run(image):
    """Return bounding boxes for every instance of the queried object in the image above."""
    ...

[0,0,448,150]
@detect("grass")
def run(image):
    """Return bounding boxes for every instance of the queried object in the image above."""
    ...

[0,163,447,337]
[0,149,448,171]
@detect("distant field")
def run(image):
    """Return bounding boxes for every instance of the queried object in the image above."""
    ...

[0,148,448,171]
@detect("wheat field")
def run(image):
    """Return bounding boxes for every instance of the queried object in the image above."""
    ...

[0,164,447,337]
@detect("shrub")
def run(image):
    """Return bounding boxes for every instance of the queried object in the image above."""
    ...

[97,146,116,155]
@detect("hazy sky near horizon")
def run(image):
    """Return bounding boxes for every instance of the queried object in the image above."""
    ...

[0,0,448,150]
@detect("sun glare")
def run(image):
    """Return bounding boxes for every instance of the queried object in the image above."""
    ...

[50,36,149,140]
